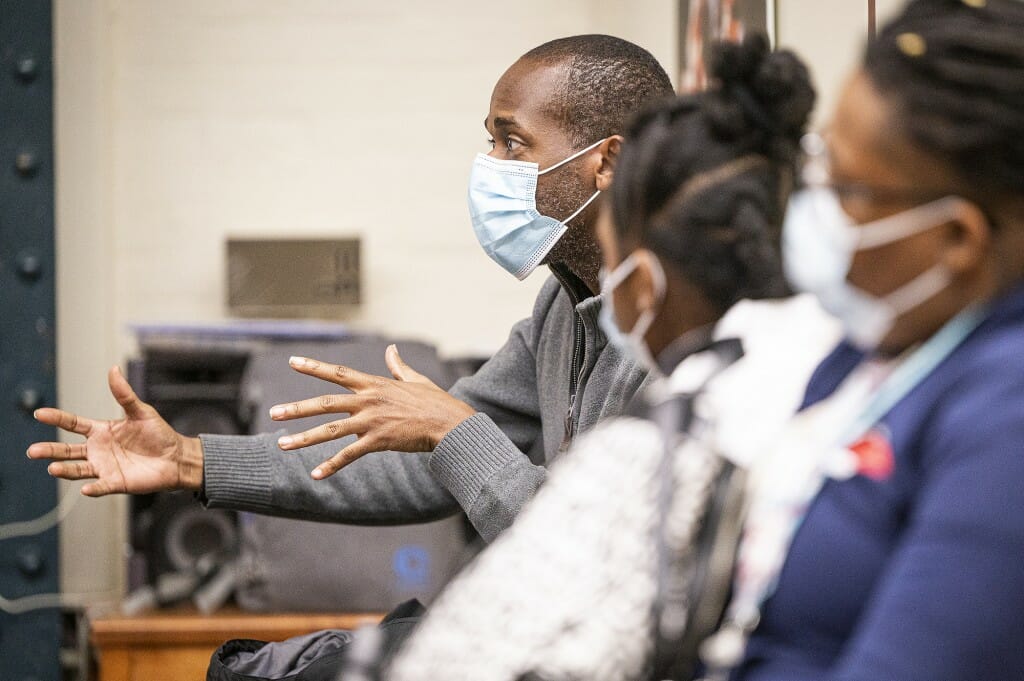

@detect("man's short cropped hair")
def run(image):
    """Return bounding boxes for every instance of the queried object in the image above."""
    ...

[522,34,675,148]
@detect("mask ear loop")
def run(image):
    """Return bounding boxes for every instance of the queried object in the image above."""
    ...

[537,137,608,176]
[854,196,970,249]
[628,251,669,342]
[538,137,609,227]
[884,262,953,316]
[560,189,602,227]
[601,251,641,293]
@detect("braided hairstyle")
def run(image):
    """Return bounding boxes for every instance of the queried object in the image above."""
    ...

[865,0,1024,201]
[610,33,814,313]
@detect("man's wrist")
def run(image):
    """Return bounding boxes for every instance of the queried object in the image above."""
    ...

[431,403,478,449]
[178,436,205,491]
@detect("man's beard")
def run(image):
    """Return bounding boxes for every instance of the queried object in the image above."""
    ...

[537,178,603,292]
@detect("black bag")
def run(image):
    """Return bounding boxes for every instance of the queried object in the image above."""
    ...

[206,599,425,681]
[655,458,747,680]
[648,338,747,681]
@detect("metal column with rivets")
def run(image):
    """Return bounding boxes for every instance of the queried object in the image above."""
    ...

[0,1,61,679]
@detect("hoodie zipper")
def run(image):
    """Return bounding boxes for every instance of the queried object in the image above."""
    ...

[562,313,585,448]
[552,265,591,453]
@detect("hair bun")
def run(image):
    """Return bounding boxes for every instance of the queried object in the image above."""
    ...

[705,33,815,155]
[710,32,771,85]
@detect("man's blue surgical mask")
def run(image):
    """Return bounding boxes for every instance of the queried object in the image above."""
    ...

[782,185,967,351]
[468,138,606,280]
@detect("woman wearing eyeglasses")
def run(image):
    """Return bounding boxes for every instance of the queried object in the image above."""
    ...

[724,1,1024,679]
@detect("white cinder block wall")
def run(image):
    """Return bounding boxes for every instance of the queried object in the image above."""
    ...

[53,0,902,603]
[54,0,678,603]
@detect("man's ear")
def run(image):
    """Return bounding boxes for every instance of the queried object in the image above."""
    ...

[943,199,992,275]
[594,135,623,192]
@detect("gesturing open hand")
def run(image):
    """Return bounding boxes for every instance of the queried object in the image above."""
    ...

[27,366,204,496]
[270,344,476,480]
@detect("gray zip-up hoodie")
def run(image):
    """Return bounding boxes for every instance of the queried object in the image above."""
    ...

[200,267,650,542]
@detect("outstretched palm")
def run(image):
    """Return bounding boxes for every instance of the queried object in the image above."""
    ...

[27,366,202,496]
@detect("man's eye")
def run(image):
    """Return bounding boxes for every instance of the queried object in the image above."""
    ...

[487,136,523,153]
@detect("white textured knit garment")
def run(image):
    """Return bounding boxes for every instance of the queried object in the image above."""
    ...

[386,295,840,681]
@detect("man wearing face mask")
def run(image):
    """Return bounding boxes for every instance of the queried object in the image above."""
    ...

[31,35,674,543]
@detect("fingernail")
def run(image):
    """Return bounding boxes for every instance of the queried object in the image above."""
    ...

[311,468,323,479]
[289,356,306,368]
[32,409,40,419]
[269,406,285,419]
[278,436,292,447]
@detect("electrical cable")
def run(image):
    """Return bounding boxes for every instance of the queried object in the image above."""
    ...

[0,487,88,613]
[0,591,97,615]
[0,489,81,541]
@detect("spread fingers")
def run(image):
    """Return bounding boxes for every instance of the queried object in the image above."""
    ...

[269,394,363,421]
[47,460,98,481]
[34,408,94,436]
[287,356,374,391]
[276,418,364,451]
[27,442,88,461]
[310,437,380,479]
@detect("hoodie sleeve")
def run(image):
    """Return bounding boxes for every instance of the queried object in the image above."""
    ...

[201,278,563,541]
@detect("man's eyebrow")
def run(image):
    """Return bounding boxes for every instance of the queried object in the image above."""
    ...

[488,116,518,132]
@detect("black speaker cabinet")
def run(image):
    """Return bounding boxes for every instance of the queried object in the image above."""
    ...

[123,330,477,612]
[127,346,252,589]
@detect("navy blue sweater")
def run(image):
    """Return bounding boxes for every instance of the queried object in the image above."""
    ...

[734,283,1024,681]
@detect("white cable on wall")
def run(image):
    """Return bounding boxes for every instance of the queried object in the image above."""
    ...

[0,489,80,541]
[0,591,67,615]
[0,490,87,613]
[0,590,100,615]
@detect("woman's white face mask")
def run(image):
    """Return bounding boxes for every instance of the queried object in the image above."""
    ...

[782,184,968,351]
[597,251,667,373]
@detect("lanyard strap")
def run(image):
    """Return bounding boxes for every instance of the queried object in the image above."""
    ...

[840,303,987,442]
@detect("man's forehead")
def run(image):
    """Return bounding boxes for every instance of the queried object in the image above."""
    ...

[486,58,569,130]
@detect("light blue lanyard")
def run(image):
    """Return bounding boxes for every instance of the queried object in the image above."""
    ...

[839,303,988,444]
